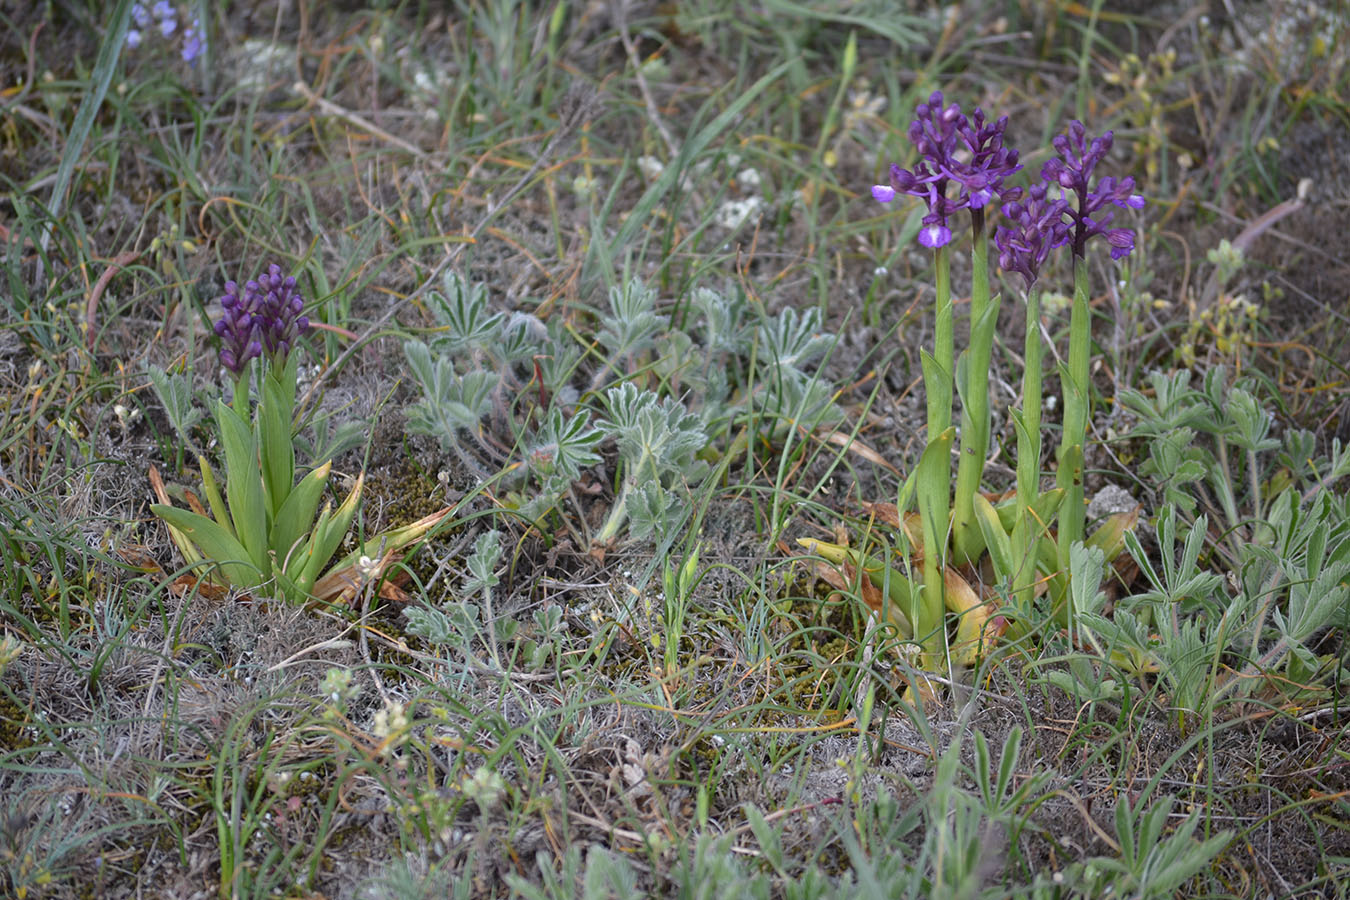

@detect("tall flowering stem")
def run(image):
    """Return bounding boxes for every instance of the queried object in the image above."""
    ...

[995,184,1071,620]
[874,91,968,660]
[873,92,1021,660]
[1041,123,1145,571]
[948,111,1022,564]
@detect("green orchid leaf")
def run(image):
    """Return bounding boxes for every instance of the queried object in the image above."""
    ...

[151,503,263,590]
[919,349,953,428]
[994,487,1065,536]
[973,492,1013,579]
[214,399,270,574]
[289,501,333,594]
[297,473,364,596]
[259,363,297,521]
[270,460,333,568]
[198,454,233,537]
[914,425,955,660]
[327,501,450,575]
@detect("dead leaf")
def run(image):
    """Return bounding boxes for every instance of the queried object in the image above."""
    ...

[168,574,232,602]
[818,429,900,474]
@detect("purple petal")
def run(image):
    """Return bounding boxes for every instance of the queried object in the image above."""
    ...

[872,185,896,203]
[918,224,952,248]
[967,188,993,208]
[1105,229,1135,259]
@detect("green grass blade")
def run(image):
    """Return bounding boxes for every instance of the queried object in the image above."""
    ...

[41,0,134,254]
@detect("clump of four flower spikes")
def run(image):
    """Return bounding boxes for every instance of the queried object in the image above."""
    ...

[856,91,1147,668]
[872,90,1144,272]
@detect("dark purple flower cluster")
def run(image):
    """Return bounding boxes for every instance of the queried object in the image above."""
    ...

[1042,121,1145,259]
[214,264,310,376]
[989,121,1145,287]
[871,91,1022,248]
[994,184,1071,288]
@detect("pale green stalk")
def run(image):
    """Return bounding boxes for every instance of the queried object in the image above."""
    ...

[1057,259,1091,563]
[1011,285,1044,615]
[914,245,954,665]
[930,244,953,435]
[953,209,999,564]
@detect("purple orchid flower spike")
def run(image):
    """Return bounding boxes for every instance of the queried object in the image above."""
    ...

[871,91,968,248]
[251,264,310,362]
[873,92,1025,247]
[995,183,1072,288]
[214,281,263,377]
[951,107,1022,209]
[214,264,310,377]
[1042,121,1146,259]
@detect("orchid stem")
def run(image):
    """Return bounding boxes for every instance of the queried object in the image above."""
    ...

[1012,285,1044,616]
[1057,257,1091,565]
[953,208,997,563]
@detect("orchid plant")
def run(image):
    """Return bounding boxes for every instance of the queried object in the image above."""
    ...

[803,95,1146,674]
[151,263,444,606]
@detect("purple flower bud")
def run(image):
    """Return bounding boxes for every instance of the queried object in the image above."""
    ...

[213,263,308,376]
[889,164,919,193]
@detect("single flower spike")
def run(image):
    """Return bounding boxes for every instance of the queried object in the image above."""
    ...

[251,264,310,362]
[214,281,262,376]
[872,91,968,248]
[951,107,1022,209]
[873,92,1024,247]
[1042,121,1146,259]
[995,183,1072,288]
[213,265,310,375]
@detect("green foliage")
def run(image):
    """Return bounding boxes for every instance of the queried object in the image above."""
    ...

[150,355,368,603]
[595,382,710,543]
[402,270,839,546]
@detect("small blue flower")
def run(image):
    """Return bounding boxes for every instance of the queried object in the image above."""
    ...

[152,1,177,36]
[181,18,204,65]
